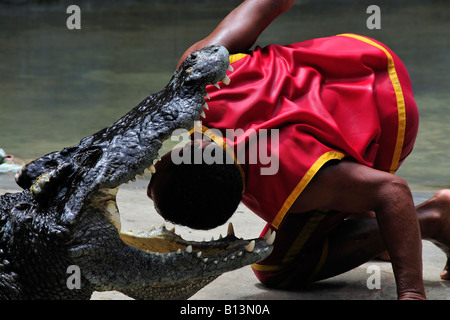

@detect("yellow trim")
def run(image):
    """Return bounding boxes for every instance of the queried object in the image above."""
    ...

[337,34,406,174]
[189,124,246,193]
[252,211,327,275]
[229,53,248,64]
[278,237,329,287]
[307,237,329,282]
[251,263,281,272]
[282,212,327,264]
[271,151,345,228]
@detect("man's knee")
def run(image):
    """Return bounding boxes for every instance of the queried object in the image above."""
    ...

[372,174,413,212]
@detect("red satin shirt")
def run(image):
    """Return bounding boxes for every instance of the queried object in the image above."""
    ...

[197,34,418,228]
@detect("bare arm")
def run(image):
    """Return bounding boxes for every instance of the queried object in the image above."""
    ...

[177,0,296,68]
[290,160,426,300]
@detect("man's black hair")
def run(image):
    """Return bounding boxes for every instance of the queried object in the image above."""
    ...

[149,142,243,230]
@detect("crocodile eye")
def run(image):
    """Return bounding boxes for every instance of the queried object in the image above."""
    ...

[186,67,193,73]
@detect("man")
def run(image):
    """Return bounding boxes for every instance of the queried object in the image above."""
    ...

[148,0,450,300]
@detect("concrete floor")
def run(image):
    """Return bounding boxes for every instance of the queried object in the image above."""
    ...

[1,173,449,300]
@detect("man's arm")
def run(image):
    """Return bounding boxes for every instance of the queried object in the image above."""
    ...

[177,0,296,68]
[290,160,426,300]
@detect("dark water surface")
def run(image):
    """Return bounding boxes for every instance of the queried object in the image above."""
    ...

[0,0,449,190]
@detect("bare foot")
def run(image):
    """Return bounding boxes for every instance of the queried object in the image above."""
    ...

[440,260,450,280]
[418,189,450,280]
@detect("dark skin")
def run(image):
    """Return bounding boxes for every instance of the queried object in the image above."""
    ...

[177,0,295,68]
[160,0,450,299]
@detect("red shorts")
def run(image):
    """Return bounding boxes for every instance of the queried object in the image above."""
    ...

[250,35,418,286]
[252,210,350,287]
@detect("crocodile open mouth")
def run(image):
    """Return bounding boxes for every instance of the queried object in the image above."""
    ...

[120,222,275,262]
[99,163,275,267]
[95,181,276,277]
[96,61,275,267]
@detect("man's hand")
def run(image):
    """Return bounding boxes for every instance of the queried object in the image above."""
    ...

[177,0,296,68]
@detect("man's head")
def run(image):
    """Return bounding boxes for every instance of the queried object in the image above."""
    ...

[148,139,243,230]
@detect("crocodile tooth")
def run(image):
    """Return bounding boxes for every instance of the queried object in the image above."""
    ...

[245,240,255,252]
[203,102,209,110]
[222,75,231,85]
[170,227,175,232]
[200,111,206,118]
[149,165,156,173]
[214,260,218,264]
[223,257,227,262]
[227,222,235,236]
[263,229,272,240]
[237,251,243,256]
[130,177,136,182]
[203,258,208,263]
[105,201,118,215]
[205,92,210,100]
[197,251,202,258]
[186,245,193,253]
[177,249,182,254]
[228,64,234,72]
[213,83,220,89]
[266,231,276,245]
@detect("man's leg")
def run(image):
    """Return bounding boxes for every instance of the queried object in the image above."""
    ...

[309,189,450,282]
[257,160,450,299]
[415,190,450,279]
[254,190,450,290]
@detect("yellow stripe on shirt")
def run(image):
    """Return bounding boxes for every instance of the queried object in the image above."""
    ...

[271,151,345,229]
[337,33,406,174]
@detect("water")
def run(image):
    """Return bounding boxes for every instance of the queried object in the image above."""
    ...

[0,0,449,191]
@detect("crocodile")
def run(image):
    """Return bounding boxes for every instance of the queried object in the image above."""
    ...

[0,45,274,300]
